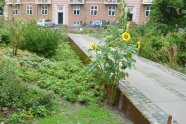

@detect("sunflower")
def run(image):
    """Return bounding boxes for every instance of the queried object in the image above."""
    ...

[126,23,130,32]
[137,41,141,51]
[122,32,131,43]
[90,42,95,50]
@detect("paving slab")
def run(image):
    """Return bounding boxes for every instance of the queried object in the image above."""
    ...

[155,101,186,124]
[126,69,183,102]
[68,34,186,124]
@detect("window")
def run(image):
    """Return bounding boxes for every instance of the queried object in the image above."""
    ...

[58,6,63,12]
[108,6,116,16]
[90,5,98,16]
[26,5,33,15]
[126,6,134,21]
[73,21,80,25]
[41,5,48,15]
[73,5,80,15]
[13,5,18,15]
[145,6,151,16]
[40,0,48,3]
[73,21,81,27]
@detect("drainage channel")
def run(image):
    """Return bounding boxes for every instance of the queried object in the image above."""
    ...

[68,36,151,124]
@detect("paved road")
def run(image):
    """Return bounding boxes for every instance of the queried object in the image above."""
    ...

[69,34,186,124]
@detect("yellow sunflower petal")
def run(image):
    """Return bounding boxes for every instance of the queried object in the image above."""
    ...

[137,41,141,51]
[90,42,95,49]
[122,32,131,43]
[125,23,130,32]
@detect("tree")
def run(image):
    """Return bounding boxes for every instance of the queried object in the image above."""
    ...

[116,0,127,27]
[0,0,5,8]
[6,21,25,56]
[0,0,5,14]
[184,0,186,8]
[151,0,186,29]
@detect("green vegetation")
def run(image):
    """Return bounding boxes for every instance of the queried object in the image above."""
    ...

[129,0,186,73]
[88,2,136,105]
[89,0,186,74]
[0,47,60,123]
[21,25,61,57]
[151,0,186,32]
[2,22,61,57]
[37,101,121,124]
[130,23,185,70]
[0,19,4,33]
[0,0,5,12]
[88,25,136,105]
[0,22,3,29]
[0,22,124,123]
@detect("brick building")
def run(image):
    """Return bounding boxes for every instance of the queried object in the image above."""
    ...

[4,0,153,26]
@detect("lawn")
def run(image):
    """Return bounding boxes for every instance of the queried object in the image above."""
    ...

[35,100,123,124]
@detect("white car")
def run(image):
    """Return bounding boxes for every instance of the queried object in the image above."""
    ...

[91,20,109,28]
[37,19,55,28]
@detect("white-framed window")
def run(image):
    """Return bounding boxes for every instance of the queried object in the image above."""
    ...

[108,6,116,16]
[90,5,98,16]
[41,5,48,15]
[40,0,48,3]
[26,5,33,15]
[73,5,80,15]
[145,6,151,17]
[73,20,80,25]
[13,5,18,15]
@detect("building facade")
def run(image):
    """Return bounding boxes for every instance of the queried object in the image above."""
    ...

[4,0,153,26]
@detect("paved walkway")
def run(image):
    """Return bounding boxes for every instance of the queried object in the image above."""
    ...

[69,34,186,124]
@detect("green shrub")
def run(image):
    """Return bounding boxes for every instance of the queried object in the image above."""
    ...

[7,113,22,124]
[138,31,186,69]
[139,35,169,63]
[0,59,56,120]
[163,32,186,67]
[151,0,186,30]
[130,21,186,72]
[36,42,98,104]
[31,106,47,117]
[21,24,61,57]
[0,38,99,124]
[51,43,80,61]
[77,92,95,104]
[2,21,61,57]
[3,21,25,56]
[0,33,10,45]
[0,60,28,108]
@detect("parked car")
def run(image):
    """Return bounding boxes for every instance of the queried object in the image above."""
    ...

[90,20,109,28]
[37,19,55,28]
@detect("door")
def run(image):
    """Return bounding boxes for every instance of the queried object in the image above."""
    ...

[58,12,63,24]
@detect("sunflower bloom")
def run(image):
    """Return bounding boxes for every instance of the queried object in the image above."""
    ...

[125,23,130,32]
[90,42,95,50]
[122,32,131,43]
[137,41,141,51]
